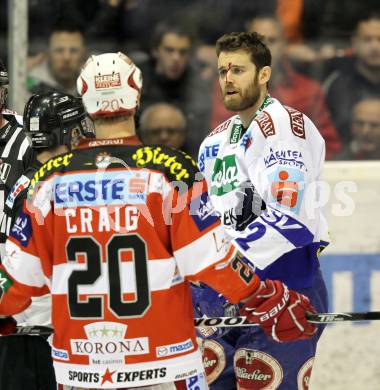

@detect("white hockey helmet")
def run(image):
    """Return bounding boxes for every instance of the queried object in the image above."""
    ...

[77,52,142,118]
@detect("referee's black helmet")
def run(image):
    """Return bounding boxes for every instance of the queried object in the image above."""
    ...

[23,92,95,149]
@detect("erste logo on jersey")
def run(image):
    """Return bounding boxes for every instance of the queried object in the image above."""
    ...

[269,168,305,213]
[198,143,220,172]
[234,349,283,389]
[210,155,239,196]
[54,171,149,207]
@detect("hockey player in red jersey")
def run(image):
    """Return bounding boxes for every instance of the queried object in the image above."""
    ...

[0,52,317,390]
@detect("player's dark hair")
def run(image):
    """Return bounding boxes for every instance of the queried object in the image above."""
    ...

[216,32,271,70]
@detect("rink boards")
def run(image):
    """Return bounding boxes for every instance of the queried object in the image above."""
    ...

[310,161,380,390]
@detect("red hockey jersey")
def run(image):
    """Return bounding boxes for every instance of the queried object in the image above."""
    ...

[0,137,259,388]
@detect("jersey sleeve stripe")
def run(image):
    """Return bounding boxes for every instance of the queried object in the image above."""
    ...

[17,137,31,161]
[1,127,22,158]
[174,226,234,277]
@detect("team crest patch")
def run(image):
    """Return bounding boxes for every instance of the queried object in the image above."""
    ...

[234,349,283,389]
[95,152,113,168]
[297,357,314,389]
[197,338,226,384]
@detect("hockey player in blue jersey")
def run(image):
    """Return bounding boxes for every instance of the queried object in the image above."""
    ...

[193,31,329,389]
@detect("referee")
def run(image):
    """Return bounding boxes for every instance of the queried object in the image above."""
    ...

[0,58,35,257]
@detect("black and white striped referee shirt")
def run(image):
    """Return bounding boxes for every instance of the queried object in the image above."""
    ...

[0,111,35,254]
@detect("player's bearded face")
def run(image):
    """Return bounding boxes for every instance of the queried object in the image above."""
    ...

[218,50,261,112]
[221,73,260,112]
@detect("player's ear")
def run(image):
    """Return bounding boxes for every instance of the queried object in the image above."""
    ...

[258,66,271,86]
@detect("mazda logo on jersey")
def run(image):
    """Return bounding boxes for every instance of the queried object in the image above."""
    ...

[0,161,11,183]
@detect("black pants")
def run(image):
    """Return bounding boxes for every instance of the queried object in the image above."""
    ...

[0,335,56,390]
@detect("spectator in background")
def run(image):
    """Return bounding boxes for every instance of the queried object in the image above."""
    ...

[137,22,212,158]
[324,12,380,145]
[336,97,380,160]
[139,102,188,152]
[27,22,86,97]
[211,15,342,159]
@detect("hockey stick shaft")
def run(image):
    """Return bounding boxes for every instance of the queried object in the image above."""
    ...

[195,311,380,326]
[7,311,380,336]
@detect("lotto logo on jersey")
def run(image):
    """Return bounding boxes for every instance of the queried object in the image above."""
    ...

[210,155,239,196]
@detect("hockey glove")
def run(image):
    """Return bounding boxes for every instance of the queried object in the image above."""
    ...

[240,279,317,342]
[0,316,17,336]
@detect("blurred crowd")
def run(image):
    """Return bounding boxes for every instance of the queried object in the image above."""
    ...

[1,0,379,160]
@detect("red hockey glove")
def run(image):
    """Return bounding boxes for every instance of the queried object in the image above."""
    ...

[0,316,17,336]
[240,279,317,342]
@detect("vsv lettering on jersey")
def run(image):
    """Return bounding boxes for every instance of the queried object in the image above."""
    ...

[54,171,149,207]
[235,207,314,250]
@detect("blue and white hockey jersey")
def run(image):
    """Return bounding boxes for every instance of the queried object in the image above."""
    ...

[198,96,329,289]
